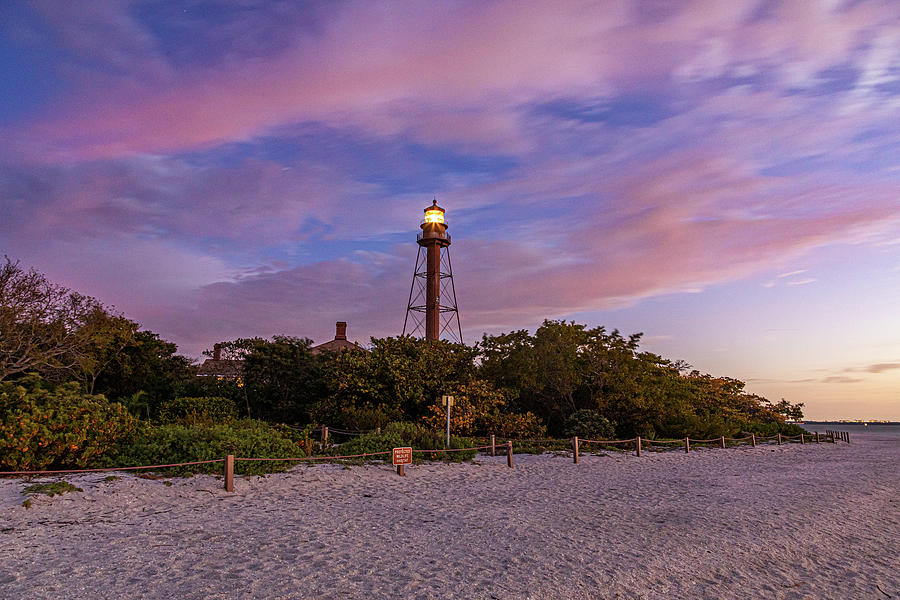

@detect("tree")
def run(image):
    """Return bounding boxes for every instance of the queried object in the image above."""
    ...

[0,257,100,382]
[92,330,196,416]
[72,306,139,394]
[772,398,804,421]
[480,319,795,438]
[318,336,478,426]
[238,336,324,423]
[480,321,598,433]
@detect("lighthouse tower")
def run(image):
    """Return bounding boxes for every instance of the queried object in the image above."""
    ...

[402,200,462,343]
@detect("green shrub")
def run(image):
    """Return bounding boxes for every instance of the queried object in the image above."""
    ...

[108,419,300,475]
[338,423,477,462]
[564,409,615,440]
[157,396,237,424]
[332,405,401,431]
[496,411,547,438]
[23,481,82,497]
[417,436,477,462]
[270,423,318,457]
[496,438,571,454]
[0,376,137,471]
[337,431,405,458]
[731,419,808,438]
[384,421,443,448]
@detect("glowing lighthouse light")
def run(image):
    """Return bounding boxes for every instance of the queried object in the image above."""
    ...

[423,204,445,224]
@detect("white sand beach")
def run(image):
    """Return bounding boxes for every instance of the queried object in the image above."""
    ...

[1,433,897,600]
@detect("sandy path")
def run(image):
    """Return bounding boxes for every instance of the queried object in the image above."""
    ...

[1,435,897,599]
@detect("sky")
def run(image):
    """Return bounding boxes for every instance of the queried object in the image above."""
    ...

[1,0,898,420]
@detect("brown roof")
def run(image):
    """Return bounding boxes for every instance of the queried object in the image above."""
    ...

[311,321,366,354]
[311,338,363,354]
[196,359,244,378]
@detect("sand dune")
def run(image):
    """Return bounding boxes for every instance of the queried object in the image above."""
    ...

[1,436,897,599]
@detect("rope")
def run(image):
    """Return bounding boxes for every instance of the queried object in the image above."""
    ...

[237,445,496,462]
[311,425,374,434]
[0,459,225,476]
[237,451,392,462]
[412,445,496,453]
[579,438,636,445]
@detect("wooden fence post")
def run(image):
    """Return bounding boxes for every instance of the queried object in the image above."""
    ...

[751,433,756,448]
[685,437,690,453]
[490,434,496,457]
[815,432,820,443]
[572,436,580,464]
[635,436,642,457]
[224,454,234,492]
[720,436,726,449]
[800,433,805,445]
[506,441,514,468]
[777,433,782,445]
[846,432,850,444]
[321,426,328,445]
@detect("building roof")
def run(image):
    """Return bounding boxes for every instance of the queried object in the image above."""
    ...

[311,321,366,354]
[196,359,244,378]
[311,338,362,354]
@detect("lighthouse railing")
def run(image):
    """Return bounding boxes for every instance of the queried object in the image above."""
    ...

[417,232,450,243]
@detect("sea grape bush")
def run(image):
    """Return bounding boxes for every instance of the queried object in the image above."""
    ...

[0,375,136,471]
[109,419,300,476]
[495,412,546,439]
[337,431,406,457]
[339,422,477,462]
[421,379,546,438]
[564,409,616,440]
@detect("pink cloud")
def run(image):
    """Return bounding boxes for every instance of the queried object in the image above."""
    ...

[11,0,897,160]
[148,150,898,355]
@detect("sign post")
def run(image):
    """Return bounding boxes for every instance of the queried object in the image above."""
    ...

[392,447,412,477]
[441,395,454,449]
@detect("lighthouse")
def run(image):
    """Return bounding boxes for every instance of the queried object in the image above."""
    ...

[402,200,462,342]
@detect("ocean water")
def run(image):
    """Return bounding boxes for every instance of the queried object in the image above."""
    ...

[803,421,900,443]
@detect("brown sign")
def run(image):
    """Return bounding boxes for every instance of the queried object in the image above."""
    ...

[392,447,412,465]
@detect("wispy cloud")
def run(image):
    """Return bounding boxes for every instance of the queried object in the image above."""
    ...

[4,0,898,161]
[821,376,864,384]
[845,362,900,374]
[778,269,807,278]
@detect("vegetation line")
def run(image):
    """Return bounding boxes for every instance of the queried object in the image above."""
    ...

[2,258,807,476]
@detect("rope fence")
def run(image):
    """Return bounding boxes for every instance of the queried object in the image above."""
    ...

[0,459,225,477]
[1,429,850,491]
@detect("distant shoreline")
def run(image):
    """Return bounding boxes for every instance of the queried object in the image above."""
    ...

[803,420,899,425]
